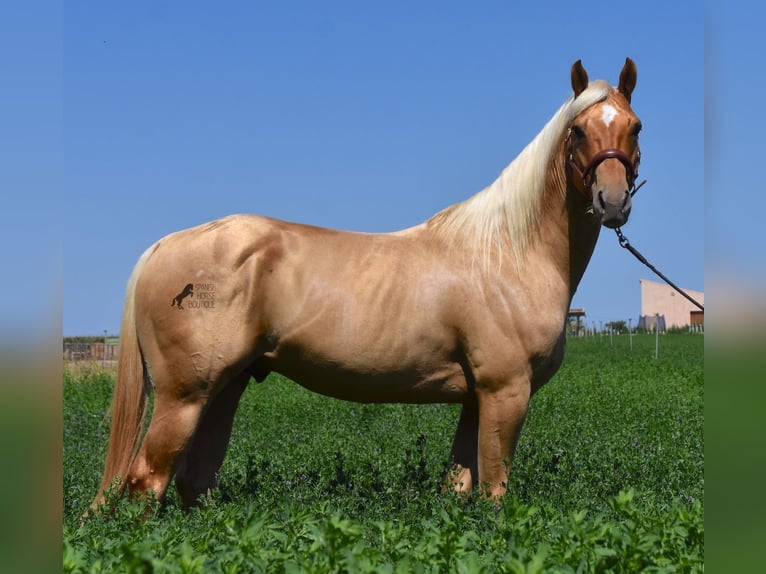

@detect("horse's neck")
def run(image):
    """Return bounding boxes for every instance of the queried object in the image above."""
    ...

[564,185,602,296]
[537,157,602,302]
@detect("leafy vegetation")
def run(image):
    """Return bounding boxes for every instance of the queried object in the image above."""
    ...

[64,334,703,572]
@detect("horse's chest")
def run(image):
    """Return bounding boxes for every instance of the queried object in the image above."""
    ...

[529,332,567,394]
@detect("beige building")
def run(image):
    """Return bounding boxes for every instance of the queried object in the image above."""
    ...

[640,278,704,328]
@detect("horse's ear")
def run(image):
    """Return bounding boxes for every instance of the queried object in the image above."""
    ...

[571,60,589,99]
[618,57,637,103]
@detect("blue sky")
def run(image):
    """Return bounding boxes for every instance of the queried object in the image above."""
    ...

[2,2,717,336]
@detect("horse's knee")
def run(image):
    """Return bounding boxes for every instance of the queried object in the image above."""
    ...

[124,457,170,503]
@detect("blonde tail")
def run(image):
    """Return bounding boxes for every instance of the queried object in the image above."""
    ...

[91,246,154,509]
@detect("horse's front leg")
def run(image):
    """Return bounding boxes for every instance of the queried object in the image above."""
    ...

[475,380,531,498]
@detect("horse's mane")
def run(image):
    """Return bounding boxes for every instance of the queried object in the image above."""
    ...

[427,80,612,267]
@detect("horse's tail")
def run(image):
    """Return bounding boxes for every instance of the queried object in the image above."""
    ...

[91,246,154,510]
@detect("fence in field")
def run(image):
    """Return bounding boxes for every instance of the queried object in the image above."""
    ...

[63,338,120,361]
[567,314,704,338]
[566,313,703,360]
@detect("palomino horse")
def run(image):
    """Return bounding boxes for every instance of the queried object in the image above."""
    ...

[92,58,642,511]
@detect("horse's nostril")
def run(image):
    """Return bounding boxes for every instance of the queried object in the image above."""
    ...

[621,191,631,213]
[597,190,606,210]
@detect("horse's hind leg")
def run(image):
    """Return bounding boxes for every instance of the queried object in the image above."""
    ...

[175,374,249,509]
[124,390,205,505]
[121,352,222,505]
[445,396,479,493]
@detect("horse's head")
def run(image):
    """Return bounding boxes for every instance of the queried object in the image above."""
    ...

[567,58,642,228]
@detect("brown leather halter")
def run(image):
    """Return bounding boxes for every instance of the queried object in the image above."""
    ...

[565,128,641,190]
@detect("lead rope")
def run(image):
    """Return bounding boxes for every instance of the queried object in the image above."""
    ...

[613,178,704,312]
[614,226,704,311]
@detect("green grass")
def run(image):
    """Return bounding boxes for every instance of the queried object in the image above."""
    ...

[63,334,703,572]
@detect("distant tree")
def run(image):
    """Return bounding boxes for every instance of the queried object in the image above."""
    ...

[605,320,627,334]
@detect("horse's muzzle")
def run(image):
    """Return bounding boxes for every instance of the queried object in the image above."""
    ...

[594,189,631,228]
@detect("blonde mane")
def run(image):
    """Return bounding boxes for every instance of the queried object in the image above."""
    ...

[427,80,612,266]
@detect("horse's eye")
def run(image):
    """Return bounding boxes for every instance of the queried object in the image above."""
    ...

[631,122,642,137]
[570,126,586,140]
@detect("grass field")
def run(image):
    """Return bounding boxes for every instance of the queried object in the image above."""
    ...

[63,333,703,572]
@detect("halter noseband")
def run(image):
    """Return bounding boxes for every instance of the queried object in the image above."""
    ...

[565,129,641,189]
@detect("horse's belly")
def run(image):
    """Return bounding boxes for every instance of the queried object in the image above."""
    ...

[270,355,469,404]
